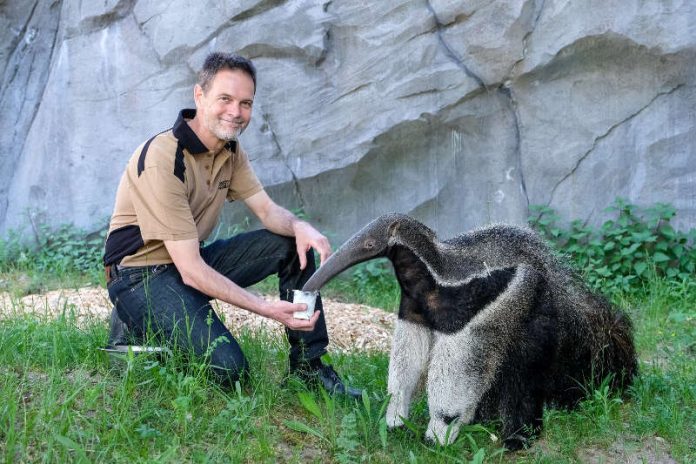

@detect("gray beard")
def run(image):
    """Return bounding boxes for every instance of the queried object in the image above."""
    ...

[208,118,245,141]
[213,125,244,141]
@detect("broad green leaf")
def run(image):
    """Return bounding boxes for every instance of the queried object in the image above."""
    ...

[283,420,327,441]
[633,262,648,276]
[379,417,388,449]
[297,392,322,419]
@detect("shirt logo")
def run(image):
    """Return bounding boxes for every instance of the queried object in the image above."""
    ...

[218,180,230,190]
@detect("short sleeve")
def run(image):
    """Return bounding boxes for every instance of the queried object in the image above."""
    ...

[226,146,264,201]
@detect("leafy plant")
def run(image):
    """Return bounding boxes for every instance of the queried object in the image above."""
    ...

[354,390,389,451]
[0,221,107,289]
[336,411,360,464]
[578,376,625,432]
[284,388,374,461]
[529,198,696,295]
[349,258,401,308]
[351,259,393,289]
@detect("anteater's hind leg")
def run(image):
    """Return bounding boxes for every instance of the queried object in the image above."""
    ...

[496,373,545,450]
[386,318,432,428]
[497,281,557,450]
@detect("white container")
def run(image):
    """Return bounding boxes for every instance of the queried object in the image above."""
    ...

[293,290,318,320]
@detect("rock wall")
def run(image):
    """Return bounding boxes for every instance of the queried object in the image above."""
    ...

[1,0,695,244]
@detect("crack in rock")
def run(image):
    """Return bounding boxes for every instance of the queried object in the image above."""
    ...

[260,112,306,210]
[509,0,545,78]
[548,83,686,204]
[65,0,136,38]
[150,0,288,64]
[331,82,371,104]
[5,1,61,159]
[0,1,39,102]
[132,10,162,67]
[423,0,542,211]
[0,0,61,230]
[498,85,530,209]
[232,0,287,22]
[425,0,487,89]
[314,21,332,67]
[426,0,533,212]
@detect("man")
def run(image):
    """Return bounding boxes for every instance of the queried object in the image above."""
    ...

[103,52,360,398]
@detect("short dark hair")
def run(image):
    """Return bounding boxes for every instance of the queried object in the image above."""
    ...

[197,52,257,93]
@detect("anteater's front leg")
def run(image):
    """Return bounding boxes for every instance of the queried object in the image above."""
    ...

[386,318,432,428]
[426,265,540,445]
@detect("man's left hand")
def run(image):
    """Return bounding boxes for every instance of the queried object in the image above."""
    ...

[293,221,332,269]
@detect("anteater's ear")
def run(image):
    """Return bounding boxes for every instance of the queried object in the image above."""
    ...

[387,220,400,239]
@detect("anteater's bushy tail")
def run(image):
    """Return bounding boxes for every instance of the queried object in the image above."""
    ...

[586,293,638,392]
[549,281,638,408]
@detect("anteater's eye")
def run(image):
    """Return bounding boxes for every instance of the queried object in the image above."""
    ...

[440,413,460,425]
[365,239,375,249]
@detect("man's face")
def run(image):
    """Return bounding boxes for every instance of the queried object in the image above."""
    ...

[195,69,255,142]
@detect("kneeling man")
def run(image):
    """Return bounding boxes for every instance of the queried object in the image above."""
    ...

[103,52,360,398]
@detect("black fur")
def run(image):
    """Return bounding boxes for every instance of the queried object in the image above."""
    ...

[390,244,517,333]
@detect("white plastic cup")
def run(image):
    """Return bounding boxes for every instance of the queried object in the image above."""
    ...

[292,290,318,320]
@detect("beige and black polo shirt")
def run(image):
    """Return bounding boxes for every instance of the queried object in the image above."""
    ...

[104,109,264,267]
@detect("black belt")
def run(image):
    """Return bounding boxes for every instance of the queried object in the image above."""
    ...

[105,263,170,285]
[105,263,123,284]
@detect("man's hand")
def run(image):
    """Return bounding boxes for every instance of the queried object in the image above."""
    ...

[265,300,321,331]
[293,220,332,269]
[244,191,333,269]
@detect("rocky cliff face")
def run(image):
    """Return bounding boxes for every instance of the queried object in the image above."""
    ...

[1,0,695,243]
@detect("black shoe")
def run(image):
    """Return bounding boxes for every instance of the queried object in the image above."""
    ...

[108,307,130,346]
[291,359,363,399]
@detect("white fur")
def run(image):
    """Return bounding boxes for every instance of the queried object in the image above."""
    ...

[386,319,432,428]
[425,327,483,443]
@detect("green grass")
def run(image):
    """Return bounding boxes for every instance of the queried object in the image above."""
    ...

[0,273,694,463]
[1,207,695,462]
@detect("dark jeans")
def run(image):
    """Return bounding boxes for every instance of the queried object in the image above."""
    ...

[106,229,329,387]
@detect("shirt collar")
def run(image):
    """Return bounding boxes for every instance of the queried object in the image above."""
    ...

[172,109,237,154]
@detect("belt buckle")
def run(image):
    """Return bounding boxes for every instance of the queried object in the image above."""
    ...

[152,264,164,274]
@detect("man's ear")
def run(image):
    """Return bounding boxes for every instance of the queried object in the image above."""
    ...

[193,84,204,107]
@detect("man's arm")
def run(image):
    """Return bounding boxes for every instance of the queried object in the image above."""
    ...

[164,238,320,331]
[244,190,332,269]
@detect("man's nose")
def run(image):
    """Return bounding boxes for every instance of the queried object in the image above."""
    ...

[225,101,242,118]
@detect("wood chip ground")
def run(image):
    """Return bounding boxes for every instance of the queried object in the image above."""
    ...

[0,287,395,353]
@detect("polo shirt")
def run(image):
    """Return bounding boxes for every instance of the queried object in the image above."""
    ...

[103,109,264,267]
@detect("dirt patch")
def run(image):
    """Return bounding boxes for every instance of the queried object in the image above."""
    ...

[577,435,678,463]
[0,286,396,353]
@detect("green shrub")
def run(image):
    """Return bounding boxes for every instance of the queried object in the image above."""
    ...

[529,198,696,295]
[349,259,401,309]
[0,223,106,284]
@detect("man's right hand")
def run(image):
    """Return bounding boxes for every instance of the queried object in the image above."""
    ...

[266,300,320,331]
